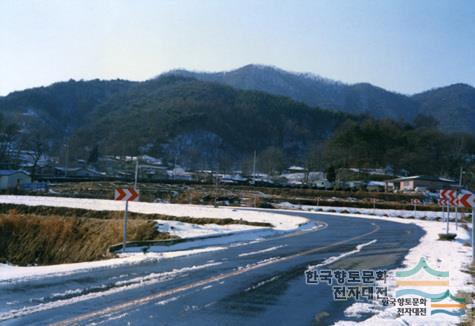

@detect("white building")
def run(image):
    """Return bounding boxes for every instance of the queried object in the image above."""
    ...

[0,170,31,190]
[167,167,193,181]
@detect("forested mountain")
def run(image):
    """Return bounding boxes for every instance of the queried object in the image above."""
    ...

[1,67,474,176]
[0,79,136,145]
[413,83,475,134]
[165,65,475,134]
[322,117,475,177]
[71,76,349,170]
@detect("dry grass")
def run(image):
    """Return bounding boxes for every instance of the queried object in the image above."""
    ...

[0,210,172,266]
[0,204,271,266]
[0,204,272,227]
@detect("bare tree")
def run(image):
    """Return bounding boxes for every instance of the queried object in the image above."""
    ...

[27,140,44,181]
[0,114,19,166]
[20,133,46,181]
[257,146,285,175]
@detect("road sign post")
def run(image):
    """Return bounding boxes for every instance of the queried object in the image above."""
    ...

[440,189,459,235]
[134,158,139,189]
[446,201,450,234]
[114,187,140,252]
[455,196,459,230]
[411,198,421,218]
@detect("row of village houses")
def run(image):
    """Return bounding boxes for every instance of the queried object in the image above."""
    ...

[0,152,459,191]
[0,160,458,193]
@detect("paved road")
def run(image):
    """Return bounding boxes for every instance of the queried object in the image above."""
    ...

[0,211,424,325]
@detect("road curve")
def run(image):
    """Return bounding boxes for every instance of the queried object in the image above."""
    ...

[0,210,424,325]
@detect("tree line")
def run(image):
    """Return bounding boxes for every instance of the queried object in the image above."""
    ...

[2,110,475,189]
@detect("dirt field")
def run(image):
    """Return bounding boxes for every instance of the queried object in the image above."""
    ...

[44,181,441,211]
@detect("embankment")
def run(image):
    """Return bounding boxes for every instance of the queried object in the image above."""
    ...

[0,209,172,266]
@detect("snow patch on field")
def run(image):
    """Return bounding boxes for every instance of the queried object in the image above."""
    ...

[0,195,307,230]
[155,219,265,238]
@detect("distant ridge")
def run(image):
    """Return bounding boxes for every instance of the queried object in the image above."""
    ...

[165,64,475,134]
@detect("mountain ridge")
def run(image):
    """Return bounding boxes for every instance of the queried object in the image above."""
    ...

[164,64,475,133]
[1,73,473,176]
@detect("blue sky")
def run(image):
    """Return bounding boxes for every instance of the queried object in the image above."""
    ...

[1,0,474,96]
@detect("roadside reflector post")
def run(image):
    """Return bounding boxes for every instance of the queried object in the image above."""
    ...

[123,200,129,253]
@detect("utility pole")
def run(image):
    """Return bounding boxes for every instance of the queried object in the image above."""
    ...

[214,172,218,207]
[134,157,139,189]
[173,154,177,181]
[64,141,69,177]
[252,150,256,185]
[252,150,257,207]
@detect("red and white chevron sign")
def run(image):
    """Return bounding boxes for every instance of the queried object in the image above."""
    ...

[114,187,139,201]
[459,192,475,208]
[440,189,458,206]
[438,198,448,206]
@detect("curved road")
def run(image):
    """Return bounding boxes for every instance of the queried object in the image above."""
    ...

[0,211,424,325]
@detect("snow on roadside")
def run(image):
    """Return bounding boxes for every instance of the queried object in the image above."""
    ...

[276,201,466,221]
[273,204,473,325]
[123,228,277,253]
[0,247,226,283]
[0,195,307,230]
[332,217,473,325]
